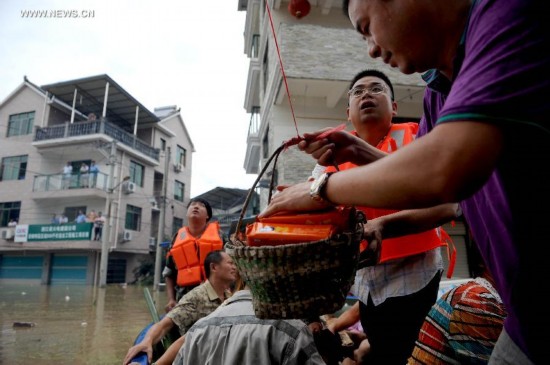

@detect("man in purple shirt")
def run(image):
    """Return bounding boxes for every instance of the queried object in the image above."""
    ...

[260,0,549,363]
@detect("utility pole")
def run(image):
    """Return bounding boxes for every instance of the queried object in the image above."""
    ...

[99,141,117,288]
[154,146,170,290]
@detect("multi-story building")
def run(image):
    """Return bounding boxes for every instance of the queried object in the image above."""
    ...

[0,74,194,285]
[237,0,473,279]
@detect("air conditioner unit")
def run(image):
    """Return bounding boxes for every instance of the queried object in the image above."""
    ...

[1,229,14,240]
[151,202,160,211]
[173,163,183,172]
[123,230,132,241]
[123,181,136,194]
[148,237,156,247]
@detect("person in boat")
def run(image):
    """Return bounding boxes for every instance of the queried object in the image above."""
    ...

[172,273,327,365]
[408,240,507,364]
[308,69,460,365]
[122,250,236,365]
[162,198,226,312]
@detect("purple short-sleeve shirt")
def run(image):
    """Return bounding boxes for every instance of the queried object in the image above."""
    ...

[418,0,550,362]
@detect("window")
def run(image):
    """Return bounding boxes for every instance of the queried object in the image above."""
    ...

[8,111,35,137]
[262,126,269,159]
[172,217,183,236]
[1,155,28,181]
[174,180,185,202]
[0,201,21,227]
[65,206,87,222]
[263,44,269,93]
[251,34,260,58]
[176,145,187,167]
[125,204,142,231]
[129,161,144,187]
[160,138,166,151]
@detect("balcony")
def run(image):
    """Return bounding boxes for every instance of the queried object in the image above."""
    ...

[32,172,110,201]
[34,120,160,161]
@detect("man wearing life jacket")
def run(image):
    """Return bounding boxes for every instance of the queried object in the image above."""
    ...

[162,198,225,312]
[308,70,460,365]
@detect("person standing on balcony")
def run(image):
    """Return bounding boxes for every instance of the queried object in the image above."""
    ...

[59,214,68,224]
[62,161,72,189]
[93,211,106,241]
[75,210,87,224]
[89,160,99,188]
[86,209,97,223]
[162,198,226,312]
[80,162,89,188]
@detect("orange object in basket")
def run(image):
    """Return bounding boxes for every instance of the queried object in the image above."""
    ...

[257,206,353,231]
[246,222,335,247]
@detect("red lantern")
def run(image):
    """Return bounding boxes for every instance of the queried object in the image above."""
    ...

[288,0,311,19]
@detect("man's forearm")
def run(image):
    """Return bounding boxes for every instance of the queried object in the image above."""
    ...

[144,318,173,345]
[377,203,459,239]
[155,336,185,365]
[165,276,176,301]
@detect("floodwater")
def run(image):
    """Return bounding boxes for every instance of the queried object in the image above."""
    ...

[0,283,158,365]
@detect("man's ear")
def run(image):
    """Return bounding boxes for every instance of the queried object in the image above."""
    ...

[391,101,398,117]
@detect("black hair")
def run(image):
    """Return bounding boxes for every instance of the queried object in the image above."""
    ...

[187,198,212,221]
[349,69,395,101]
[204,250,225,279]
[342,0,351,18]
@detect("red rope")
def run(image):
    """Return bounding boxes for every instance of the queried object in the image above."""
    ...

[265,1,299,137]
[264,1,344,172]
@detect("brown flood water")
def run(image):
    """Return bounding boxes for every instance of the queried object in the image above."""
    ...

[0,283,159,365]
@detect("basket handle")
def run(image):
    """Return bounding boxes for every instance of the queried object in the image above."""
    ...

[233,143,286,244]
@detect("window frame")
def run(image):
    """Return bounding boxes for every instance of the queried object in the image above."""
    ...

[172,216,183,236]
[0,201,21,227]
[0,155,28,181]
[7,111,35,137]
[176,145,187,168]
[174,180,185,202]
[125,204,142,231]
[129,160,145,187]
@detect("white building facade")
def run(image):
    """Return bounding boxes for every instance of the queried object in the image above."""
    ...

[0,75,194,285]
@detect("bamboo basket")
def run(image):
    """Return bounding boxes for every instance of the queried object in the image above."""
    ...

[226,144,365,319]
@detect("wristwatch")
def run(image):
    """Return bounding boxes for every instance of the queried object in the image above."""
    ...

[310,172,335,204]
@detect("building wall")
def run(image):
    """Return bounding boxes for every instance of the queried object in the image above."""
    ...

[0,80,195,285]
[0,87,45,225]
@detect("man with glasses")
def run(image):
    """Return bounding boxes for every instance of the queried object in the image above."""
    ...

[310,69,458,365]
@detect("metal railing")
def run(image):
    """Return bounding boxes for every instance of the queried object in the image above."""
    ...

[33,172,109,192]
[34,120,160,161]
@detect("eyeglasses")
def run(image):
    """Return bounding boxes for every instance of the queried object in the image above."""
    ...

[347,83,388,99]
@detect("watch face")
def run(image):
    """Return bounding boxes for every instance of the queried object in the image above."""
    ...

[310,173,327,198]
[312,176,323,191]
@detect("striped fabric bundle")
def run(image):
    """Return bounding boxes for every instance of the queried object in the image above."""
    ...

[408,278,507,365]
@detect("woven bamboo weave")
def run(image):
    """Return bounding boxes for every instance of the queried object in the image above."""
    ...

[226,209,364,319]
[227,143,364,319]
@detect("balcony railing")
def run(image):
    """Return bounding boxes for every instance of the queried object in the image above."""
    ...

[33,172,109,192]
[34,120,160,161]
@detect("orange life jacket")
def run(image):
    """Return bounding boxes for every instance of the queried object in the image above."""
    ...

[327,123,456,276]
[168,221,224,287]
